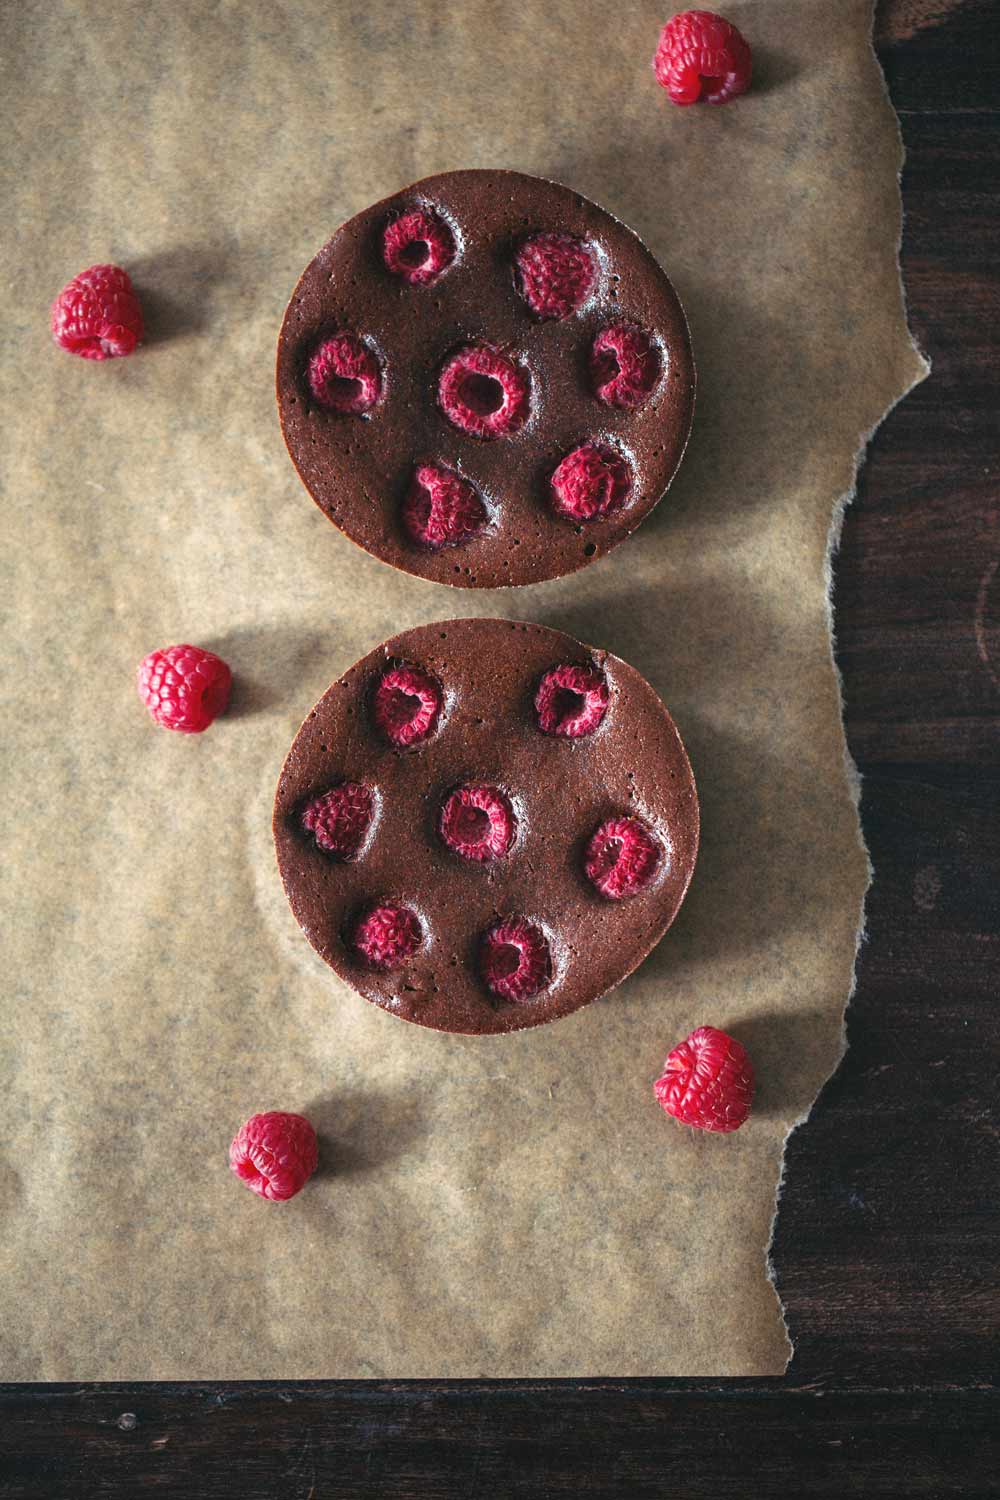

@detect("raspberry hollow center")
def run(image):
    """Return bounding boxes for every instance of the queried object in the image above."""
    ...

[453,804,490,843]
[551,686,584,723]
[398,239,430,268]
[330,376,362,404]
[491,943,523,979]
[459,372,504,416]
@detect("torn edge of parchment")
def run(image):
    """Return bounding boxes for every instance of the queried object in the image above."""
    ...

[763,17,932,1371]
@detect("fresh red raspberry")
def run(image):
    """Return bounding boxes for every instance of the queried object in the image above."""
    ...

[383,207,456,285]
[352,902,422,969]
[50,263,144,361]
[585,816,661,899]
[653,10,752,106]
[308,333,382,414]
[438,344,530,439]
[514,233,597,320]
[534,664,609,737]
[479,918,551,1001]
[301,781,374,857]
[136,644,231,734]
[590,324,661,409]
[229,1111,318,1201]
[372,664,442,747]
[550,443,632,523]
[654,1026,755,1133]
[440,784,515,862]
[401,463,488,550]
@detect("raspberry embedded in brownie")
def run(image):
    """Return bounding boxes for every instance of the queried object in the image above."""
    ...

[276,169,695,588]
[273,619,699,1035]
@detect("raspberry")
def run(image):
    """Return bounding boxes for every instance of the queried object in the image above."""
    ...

[514,233,597,320]
[654,1026,755,1133]
[534,664,609,737]
[229,1111,318,1201]
[308,333,382,414]
[301,781,374,857]
[440,785,515,862]
[438,344,530,439]
[352,902,422,969]
[479,918,550,1001]
[585,816,661,899]
[50,263,144,361]
[590,324,661,409]
[401,463,488,550]
[549,443,632,523]
[136,644,231,734]
[653,10,752,106]
[372,664,442,747]
[383,207,456,285]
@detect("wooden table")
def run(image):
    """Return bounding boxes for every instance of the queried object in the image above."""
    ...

[2,2,996,1493]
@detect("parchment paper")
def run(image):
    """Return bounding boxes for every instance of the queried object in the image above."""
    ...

[0,0,925,1377]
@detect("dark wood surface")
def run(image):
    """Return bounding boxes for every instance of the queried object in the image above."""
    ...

[2,2,997,1494]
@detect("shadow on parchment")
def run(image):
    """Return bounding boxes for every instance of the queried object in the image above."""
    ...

[541,582,857,1129]
[204,624,333,720]
[0,1160,24,1207]
[129,241,238,345]
[748,45,800,97]
[722,1007,844,1120]
[304,1086,428,1180]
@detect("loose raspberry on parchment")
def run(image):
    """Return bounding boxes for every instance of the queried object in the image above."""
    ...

[654,1026,755,1132]
[372,664,442,747]
[590,324,661,409]
[653,9,752,106]
[534,663,610,737]
[229,1111,318,1201]
[301,782,374,858]
[352,902,422,969]
[549,443,632,522]
[440,785,516,862]
[479,917,551,1001]
[51,263,144,360]
[136,644,231,734]
[585,816,662,899]
[401,463,488,550]
[383,206,456,285]
[438,344,530,439]
[515,233,597,320]
[308,333,382,414]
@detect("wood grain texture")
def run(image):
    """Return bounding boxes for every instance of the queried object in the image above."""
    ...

[1,0,997,1493]
[0,1384,997,1499]
[773,0,1000,1392]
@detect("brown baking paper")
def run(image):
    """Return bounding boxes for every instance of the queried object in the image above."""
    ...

[0,0,925,1377]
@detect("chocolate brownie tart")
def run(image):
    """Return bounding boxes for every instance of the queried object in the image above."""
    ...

[273,619,699,1035]
[276,169,695,588]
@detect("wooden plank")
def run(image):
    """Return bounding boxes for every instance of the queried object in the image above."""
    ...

[0,1385,996,1499]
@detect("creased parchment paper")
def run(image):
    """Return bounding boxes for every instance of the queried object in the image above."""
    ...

[0,0,925,1377]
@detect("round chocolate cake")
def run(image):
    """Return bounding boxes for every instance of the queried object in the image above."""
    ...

[273,619,699,1035]
[276,169,695,588]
